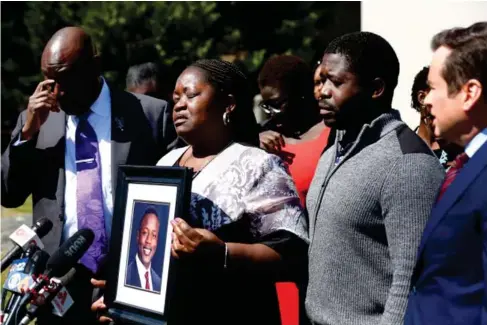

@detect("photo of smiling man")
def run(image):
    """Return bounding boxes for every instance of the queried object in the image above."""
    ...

[125,203,169,293]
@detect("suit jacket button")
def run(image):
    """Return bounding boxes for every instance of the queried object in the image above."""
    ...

[412,286,417,294]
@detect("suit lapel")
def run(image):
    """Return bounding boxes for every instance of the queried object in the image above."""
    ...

[58,113,68,222]
[131,261,141,287]
[151,268,160,291]
[417,142,487,257]
[110,87,132,199]
[38,110,67,227]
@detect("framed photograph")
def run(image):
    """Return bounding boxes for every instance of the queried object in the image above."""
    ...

[105,165,192,324]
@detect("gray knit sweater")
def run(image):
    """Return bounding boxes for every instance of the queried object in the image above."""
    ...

[305,112,444,325]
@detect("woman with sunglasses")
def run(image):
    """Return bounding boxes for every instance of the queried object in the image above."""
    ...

[257,55,330,325]
[411,66,462,170]
[258,55,331,207]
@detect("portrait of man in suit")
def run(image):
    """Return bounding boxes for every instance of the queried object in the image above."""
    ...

[126,206,163,293]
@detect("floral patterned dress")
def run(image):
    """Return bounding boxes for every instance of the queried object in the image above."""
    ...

[157,142,309,325]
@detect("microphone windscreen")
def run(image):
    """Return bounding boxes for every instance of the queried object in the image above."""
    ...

[46,229,94,277]
[32,218,53,238]
[24,250,50,275]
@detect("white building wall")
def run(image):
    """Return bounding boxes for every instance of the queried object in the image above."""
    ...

[361,1,487,129]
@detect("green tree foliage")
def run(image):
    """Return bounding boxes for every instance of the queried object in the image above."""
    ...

[1,1,360,151]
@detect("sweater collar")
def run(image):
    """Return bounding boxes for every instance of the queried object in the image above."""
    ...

[337,109,403,145]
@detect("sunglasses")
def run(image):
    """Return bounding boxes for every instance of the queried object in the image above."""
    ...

[259,98,288,115]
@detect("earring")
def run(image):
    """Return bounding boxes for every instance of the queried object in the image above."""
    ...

[223,112,231,126]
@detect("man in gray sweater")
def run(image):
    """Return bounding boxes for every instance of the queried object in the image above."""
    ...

[306,32,445,325]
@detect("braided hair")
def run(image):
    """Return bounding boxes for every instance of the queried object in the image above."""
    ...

[190,59,260,146]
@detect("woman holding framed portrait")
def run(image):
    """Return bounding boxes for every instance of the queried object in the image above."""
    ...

[93,59,309,325]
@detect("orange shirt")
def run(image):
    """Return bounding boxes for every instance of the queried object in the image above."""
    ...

[274,128,330,325]
[280,127,331,207]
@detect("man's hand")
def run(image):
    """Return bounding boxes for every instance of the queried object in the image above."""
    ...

[91,278,106,289]
[90,279,113,323]
[21,79,60,141]
[171,218,224,259]
[259,130,285,154]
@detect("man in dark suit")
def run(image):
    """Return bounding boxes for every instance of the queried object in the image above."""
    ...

[1,26,177,324]
[405,21,487,325]
[125,207,162,293]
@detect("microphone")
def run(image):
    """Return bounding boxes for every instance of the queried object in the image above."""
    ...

[22,242,41,260]
[23,250,50,276]
[1,242,39,318]
[8,229,94,325]
[2,258,31,316]
[2,250,50,324]
[50,268,77,317]
[3,249,49,295]
[1,218,53,272]
[45,228,95,277]
[19,268,77,325]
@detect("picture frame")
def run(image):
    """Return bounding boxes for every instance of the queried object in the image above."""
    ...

[105,165,192,325]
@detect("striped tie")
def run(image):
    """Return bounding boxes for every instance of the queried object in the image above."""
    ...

[436,152,469,202]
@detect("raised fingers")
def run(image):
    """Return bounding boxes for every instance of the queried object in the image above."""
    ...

[260,131,285,152]
[29,92,57,111]
[35,79,55,93]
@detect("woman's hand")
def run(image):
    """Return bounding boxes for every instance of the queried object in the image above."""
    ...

[259,130,285,154]
[171,218,224,259]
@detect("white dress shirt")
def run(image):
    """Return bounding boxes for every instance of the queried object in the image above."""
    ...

[135,253,153,290]
[63,78,113,242]
[465,127,487,158]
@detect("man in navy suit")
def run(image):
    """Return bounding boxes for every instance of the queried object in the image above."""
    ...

[405,22,487,325]
[126,207,162,292]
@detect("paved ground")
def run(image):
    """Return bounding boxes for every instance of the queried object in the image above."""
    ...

[1,214,32,252]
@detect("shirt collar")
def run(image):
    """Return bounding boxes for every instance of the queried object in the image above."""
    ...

[90,77,110,117]
[135,252,151,272]
[465,127,487,158]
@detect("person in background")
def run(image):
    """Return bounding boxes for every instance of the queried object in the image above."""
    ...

[1,26,177,325]
[257,55,329,325]
[411,66,462,169]
[313,60,324,101]
[126,62,167,100]
[253,93,268,124]
[92,59,309,325]
[404,21,487,325]
[306,31,444,325]
[314,60,337,153]
[126,61,183,149]
[258,55,331,207]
